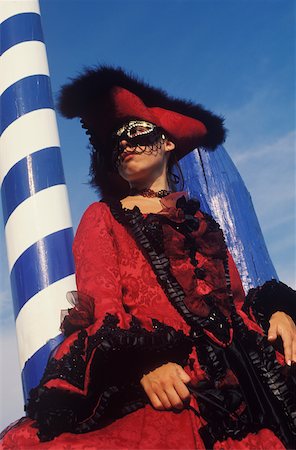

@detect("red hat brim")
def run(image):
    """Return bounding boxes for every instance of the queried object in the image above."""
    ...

[102,87,207,159]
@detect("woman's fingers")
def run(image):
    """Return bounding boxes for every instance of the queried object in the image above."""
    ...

[267,321,277,342]
[176,365,191,384]
[149,392,165,410]
[140,362,192,411]
[173,377,191,404]
[268,312,296,365]
[144,381,181,410]
[154,382,190,410]
[164,385,186,410]
[153,390,172,410]
[281,329,292,365]
[292,336,296,364]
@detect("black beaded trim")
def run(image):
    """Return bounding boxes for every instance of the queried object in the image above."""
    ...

[107,198,232,346]
[27,313,193,441]
[37,314,193,391]
[27,383,149,442]
[231,310,296,448]
[26,199,296,446]
[39,329,87,390]
[195,313,296,448]
[106,199,296,448]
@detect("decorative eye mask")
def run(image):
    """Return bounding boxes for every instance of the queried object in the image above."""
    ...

[111,120,166,167]
[116,120,156,138]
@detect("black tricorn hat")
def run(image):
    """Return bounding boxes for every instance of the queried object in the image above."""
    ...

[58,65,227,196]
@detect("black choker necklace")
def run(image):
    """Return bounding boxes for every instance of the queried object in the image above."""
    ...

[129,188,172,198]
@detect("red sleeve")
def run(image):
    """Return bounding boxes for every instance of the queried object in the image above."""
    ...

[26,202,193,442]
[72,202,130,329]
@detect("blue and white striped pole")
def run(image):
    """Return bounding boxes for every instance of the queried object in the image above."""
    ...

[0,0,76,402]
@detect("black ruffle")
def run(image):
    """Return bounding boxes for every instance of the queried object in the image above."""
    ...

[230,311,296,449]
[107,198,233,346]
[107,199,296,449]
[193,312,296,449]
[27,198,296,446]
[27,313,193,441]
[243,280,296,333]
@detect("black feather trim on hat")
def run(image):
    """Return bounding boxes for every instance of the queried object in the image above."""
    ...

[58,65,226,150]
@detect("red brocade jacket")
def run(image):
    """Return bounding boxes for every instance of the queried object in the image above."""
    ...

[2,193,296,450]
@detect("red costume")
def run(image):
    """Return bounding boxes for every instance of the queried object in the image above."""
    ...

[1,193,296,449]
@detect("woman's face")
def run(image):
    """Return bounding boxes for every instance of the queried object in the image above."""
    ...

[112,120,175,184]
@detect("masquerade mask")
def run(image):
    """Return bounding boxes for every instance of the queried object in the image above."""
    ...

[111,120,165,167]
[116,120,156,139]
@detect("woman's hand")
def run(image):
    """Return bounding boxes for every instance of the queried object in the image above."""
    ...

[268,311,296,365]
[140,362,191,411]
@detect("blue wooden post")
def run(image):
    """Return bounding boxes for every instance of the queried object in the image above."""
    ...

[180,146,278,292]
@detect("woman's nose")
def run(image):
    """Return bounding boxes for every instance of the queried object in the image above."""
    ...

[119,139,133,151]
[119,139,129,147]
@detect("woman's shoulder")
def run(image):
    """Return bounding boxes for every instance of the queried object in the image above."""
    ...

[76,201,116,233]
[73,202,118,252]
[81,201,111,217]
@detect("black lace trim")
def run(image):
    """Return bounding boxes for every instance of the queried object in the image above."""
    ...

[194,314,296,448]
[39,329,87,390]
[243,280,296,333]
[106,199,296,449]
[107,198,233,346]
[229,310,296,448]
[194,337,228,382]
[27,313,193,441]
[26,199,296,445]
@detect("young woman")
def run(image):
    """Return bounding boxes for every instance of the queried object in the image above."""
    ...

[1,66,296,449]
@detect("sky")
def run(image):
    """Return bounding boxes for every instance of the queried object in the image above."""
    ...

[0,0,295,430]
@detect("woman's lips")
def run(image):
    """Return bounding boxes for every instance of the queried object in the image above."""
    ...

[121,153,136,162]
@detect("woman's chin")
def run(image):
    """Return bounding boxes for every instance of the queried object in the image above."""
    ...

[119,167,155,184]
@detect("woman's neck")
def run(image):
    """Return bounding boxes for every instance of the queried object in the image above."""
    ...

[122,167,171,213]
[129,179,170,193]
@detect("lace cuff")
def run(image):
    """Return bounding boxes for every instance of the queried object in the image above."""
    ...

[243,280,296,333]
[27,313,193,442]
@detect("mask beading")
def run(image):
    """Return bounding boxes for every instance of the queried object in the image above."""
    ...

[111,120,166,169]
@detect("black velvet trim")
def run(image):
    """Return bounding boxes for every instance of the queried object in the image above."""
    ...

[27,199,296,446]
[27,384,149,442]
[194,338,228,383]
[229,310,296,449]
[74,384,148,434]
[39,329,87,390]
[27,313,193,441]
[194,314,296,449]
[107,198,233,346]
[243,280,296,333]
[26,386,88,442]
[106,199,296,449]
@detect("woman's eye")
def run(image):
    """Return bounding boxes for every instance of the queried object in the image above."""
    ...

[130,126,148,137]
